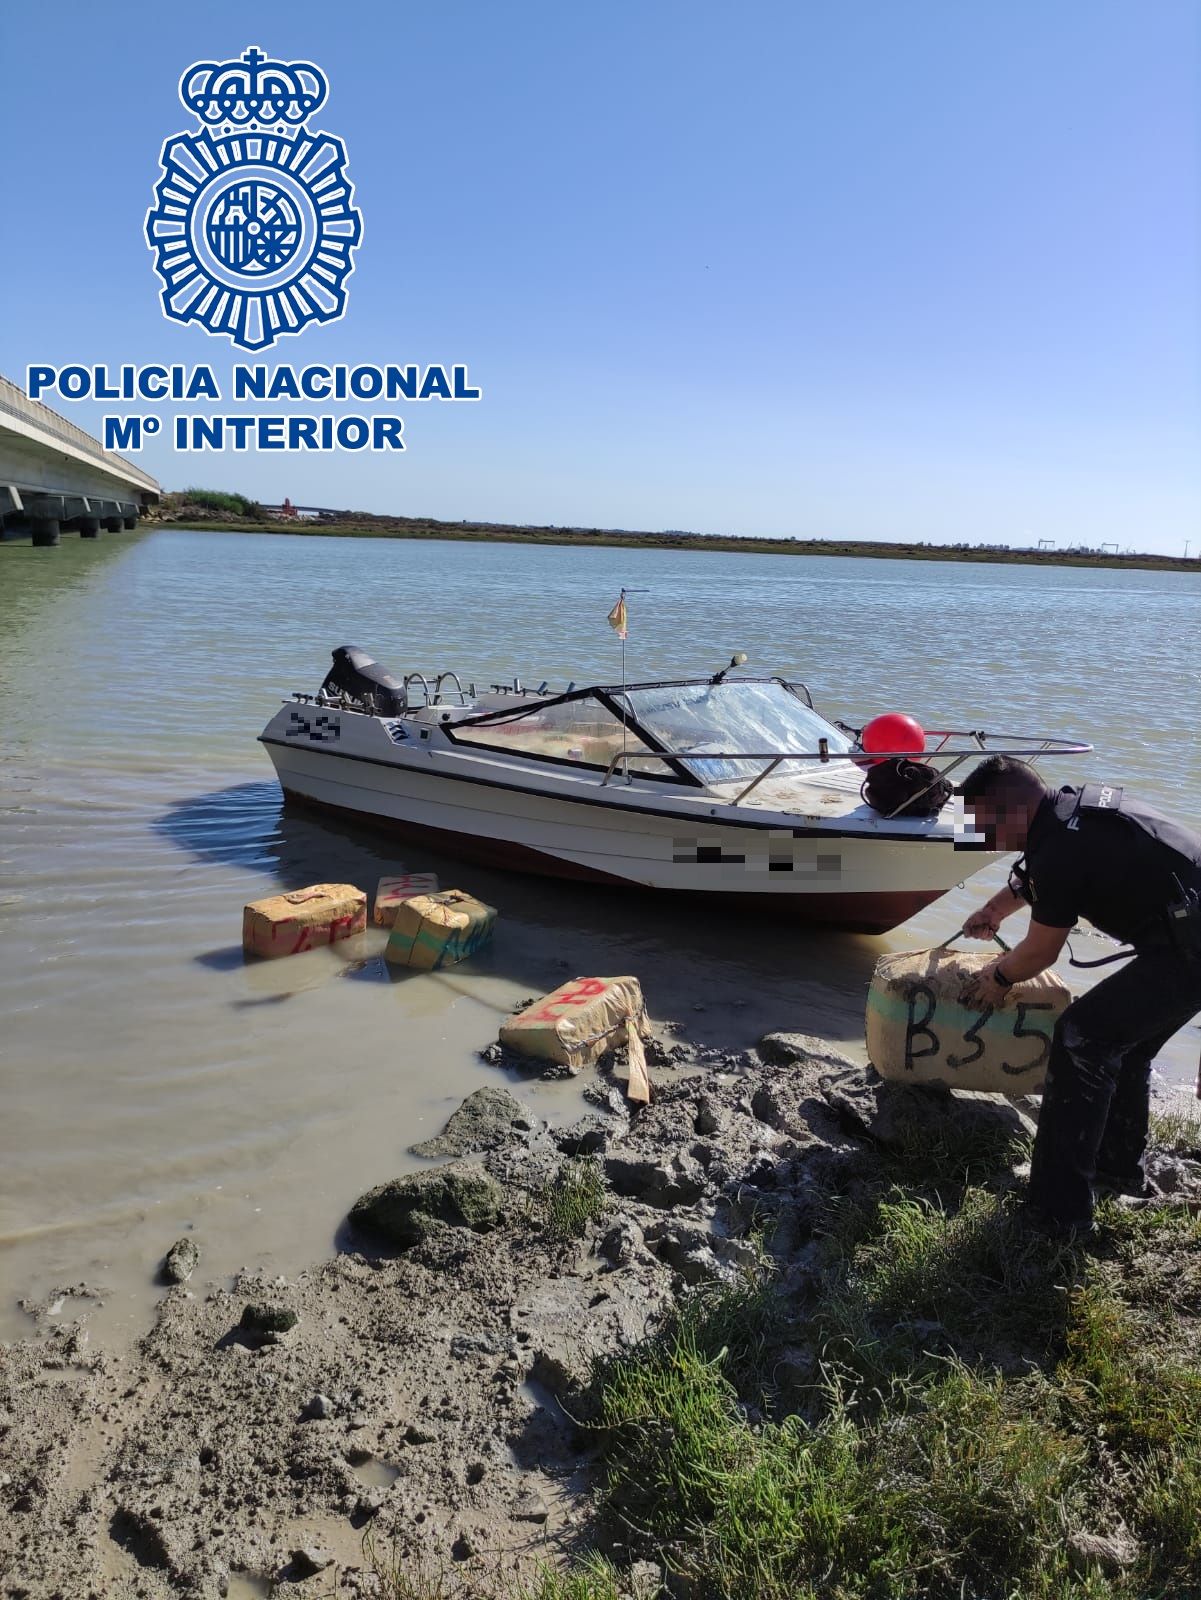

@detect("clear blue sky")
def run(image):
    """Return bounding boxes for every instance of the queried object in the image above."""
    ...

[2,1,1198,552]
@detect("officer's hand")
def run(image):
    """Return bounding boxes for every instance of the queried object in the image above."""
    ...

[961,962,1011,1011]
[963,907,1001,939]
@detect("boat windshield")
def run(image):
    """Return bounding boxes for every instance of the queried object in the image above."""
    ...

[614,679,854,784]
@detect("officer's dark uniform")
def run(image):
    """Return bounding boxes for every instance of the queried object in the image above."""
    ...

[1013,784,1201,1229]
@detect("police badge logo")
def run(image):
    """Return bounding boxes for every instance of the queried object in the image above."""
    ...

[145,46,363,351]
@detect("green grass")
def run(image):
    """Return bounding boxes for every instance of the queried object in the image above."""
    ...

[511,1556,631,1600]
[537,1126,1201,1600]
[877,1106,1032,1191]
[362,1533,636,1600]
[1148,1101,1201,1155]
[595,1317,1094,1599]
[366,1113,1201,1599]
[361,1530,464,1597]
[1062,1283,1201,1455]
[814,1186,1080,1391]
[536,1158,609,1243]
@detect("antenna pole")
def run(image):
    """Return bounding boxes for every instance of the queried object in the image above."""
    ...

[612,587,648,785]
[620,590,629,781]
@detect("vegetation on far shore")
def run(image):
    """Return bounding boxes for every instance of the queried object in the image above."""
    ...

[171,487,268,521]
[152,491,1200,574]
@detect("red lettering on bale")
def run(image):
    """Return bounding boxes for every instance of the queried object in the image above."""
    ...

[522,978,610,1024]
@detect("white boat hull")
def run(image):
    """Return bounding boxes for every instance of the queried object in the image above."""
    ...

[260,706,999,933]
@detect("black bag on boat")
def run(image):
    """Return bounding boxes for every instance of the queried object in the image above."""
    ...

[861,758,951,818]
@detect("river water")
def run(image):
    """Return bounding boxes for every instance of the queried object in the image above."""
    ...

[2,530,1199,1343]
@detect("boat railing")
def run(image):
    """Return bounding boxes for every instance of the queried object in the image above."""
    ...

[599,730,1093,817]
[433,671,471,706]
[398,670,477,708]
[403,672,434,706]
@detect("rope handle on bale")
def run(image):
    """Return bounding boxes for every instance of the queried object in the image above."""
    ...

[561,1005,651,1061]
[934,928,1011,953]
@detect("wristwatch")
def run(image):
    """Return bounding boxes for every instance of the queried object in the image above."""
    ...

[993,966,1015,989]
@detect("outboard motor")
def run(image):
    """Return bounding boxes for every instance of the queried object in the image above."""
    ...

[320,645,407,715]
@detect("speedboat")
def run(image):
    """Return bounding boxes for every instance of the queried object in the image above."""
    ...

[259,646,1091,933]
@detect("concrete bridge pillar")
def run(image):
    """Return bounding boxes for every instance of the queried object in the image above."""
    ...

[27,495,64,547]
[102,516,121,532]
[122,514,138,529]
[78,515,101,538]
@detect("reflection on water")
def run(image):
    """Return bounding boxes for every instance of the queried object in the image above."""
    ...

[2,530,1199,1344]
[157,778,883,995]
[0,758,882,1347]
[347,1450,403,1490]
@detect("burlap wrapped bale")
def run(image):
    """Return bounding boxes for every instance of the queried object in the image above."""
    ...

[384,889,496,970]
[373,872,440,926]
[242,884,366,959]
[865,948,1070,1094]
[500,976,649,1071]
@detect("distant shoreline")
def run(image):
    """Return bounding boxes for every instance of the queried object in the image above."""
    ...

[155,517,1200,574]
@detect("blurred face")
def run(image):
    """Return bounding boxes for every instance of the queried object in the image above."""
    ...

[966,788,1031,851]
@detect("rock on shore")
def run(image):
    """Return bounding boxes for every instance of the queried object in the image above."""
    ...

[409,1086,533,1158]
[160,1236,200,1284]
[349,1163,505,1246]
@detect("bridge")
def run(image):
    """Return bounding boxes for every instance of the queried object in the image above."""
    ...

[0,372,161,545]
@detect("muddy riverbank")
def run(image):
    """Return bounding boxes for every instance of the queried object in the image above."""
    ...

[5,1017,1200,1600]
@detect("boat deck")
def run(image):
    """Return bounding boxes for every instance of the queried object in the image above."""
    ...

[710,762,886,821]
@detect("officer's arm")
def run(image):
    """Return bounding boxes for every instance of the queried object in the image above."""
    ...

[963,884,1026,938]
[994,920,1071,984]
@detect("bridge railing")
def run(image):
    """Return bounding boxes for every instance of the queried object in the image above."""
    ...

[0,373,160,495]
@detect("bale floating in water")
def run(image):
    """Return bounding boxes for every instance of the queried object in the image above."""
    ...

[500,976,649,1073]
[242,884,367,959]
[384,889,496,970]
[373,872,440,926]
[865,948,1070,1094]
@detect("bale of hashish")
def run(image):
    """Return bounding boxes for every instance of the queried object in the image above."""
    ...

[242,883,366,958]
[866,948,1069,1094]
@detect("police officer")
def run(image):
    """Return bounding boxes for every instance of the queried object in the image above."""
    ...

[957,755,1201,1236]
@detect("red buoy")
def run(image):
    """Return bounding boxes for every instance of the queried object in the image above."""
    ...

[859,712,926,765]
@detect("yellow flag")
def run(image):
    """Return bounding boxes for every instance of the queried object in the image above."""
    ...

[607,592,628,639]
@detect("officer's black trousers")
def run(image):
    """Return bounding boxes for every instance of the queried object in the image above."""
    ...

[1027,948,1201,1228]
